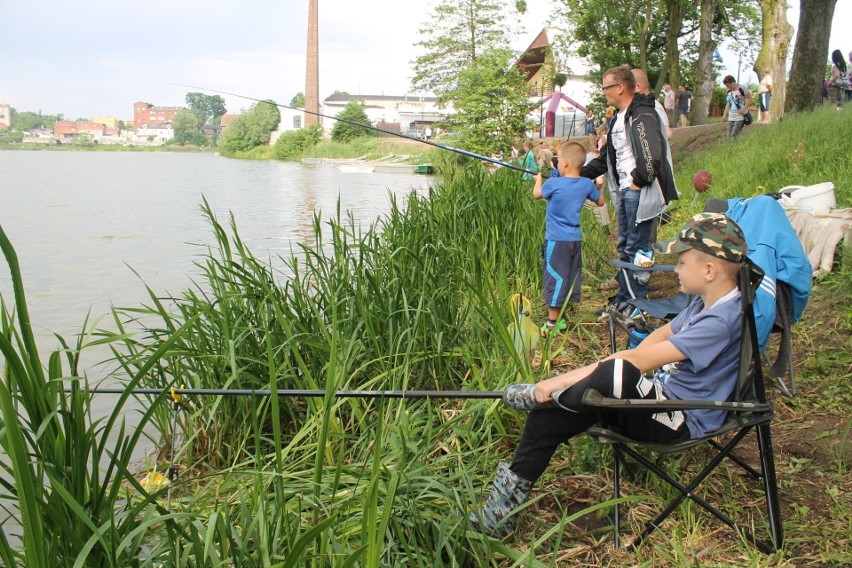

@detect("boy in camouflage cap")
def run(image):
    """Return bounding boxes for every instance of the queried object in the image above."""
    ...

[471,213,748,539]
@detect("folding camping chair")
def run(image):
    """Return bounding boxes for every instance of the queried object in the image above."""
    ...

[581,260,783,553]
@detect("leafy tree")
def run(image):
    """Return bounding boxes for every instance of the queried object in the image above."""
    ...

[185,92,227,124]
[11,110,61,130]
[786,0,838,113]
[330,100,376,143]
[290,92,305,108]
[0,130,24,144]
[173,110,206,145]
[556,0,676,86]
[218,100,281,153]
[442,49,535,156]
[411,0,522,96]
[751,0,794,118]
[273,124,323,159]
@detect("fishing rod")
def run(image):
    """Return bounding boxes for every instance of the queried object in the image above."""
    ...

[172,83,544,177]
[66,387,504,399]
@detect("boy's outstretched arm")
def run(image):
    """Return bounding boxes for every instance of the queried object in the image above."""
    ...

[532,173,544,199]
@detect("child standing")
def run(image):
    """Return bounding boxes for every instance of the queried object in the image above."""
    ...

[533,142,605,335]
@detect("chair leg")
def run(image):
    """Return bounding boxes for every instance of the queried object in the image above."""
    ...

[757,424,784,551]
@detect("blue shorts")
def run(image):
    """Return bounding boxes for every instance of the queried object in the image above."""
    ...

[677,107,689,116]
[759,92,770,112]
[542,240,582,308]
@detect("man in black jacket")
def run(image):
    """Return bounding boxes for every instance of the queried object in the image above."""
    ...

[581,65,678,314]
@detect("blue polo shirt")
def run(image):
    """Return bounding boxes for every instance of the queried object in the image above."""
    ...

[663,289,741,438]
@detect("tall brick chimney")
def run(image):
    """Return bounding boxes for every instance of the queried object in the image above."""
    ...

[304,0,319,127]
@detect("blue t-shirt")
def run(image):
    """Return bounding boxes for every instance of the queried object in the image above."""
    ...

[662,289,741,438]
[541,176,600,241]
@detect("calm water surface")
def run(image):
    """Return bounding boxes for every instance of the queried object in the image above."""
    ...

[1,150,431,396]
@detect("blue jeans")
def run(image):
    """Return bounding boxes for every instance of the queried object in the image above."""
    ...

[615,188,653,303]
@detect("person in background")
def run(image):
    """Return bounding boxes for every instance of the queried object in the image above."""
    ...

[583,146,611,232]
[537,141,554,175]
[581,65,678,315]
[676,84,692,128]
[469,213,749,539]
[632,67,676,246]
[633,68,672,141]
[521,139,537,180]
[829,49,849,110]
[663,83,676,127]
[758,68,773,123]
[531,142,604,335]
[585,109,597,135]
[596,124,608,152]
[722,75,753,140]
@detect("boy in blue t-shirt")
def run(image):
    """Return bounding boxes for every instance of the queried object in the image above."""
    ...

[533,142,604,334]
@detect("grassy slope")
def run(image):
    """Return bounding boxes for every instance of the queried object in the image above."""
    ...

[518,106,852,566]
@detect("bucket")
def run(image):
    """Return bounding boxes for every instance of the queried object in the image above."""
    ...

[779,182,836,212]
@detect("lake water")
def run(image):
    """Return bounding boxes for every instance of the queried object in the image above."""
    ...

[0,150,432,400]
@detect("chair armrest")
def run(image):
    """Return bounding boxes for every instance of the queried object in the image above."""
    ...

[580,388,772,413]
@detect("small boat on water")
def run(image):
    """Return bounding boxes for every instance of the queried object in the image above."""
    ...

[414,164,435,175]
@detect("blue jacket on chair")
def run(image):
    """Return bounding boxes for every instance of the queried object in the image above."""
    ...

[724,195,811,351]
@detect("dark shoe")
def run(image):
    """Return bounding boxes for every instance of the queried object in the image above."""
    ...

[595,296,620,320]
[597,277,619,292]
[469,462,534,538]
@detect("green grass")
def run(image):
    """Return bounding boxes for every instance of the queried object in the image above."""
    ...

[0,105,850,565]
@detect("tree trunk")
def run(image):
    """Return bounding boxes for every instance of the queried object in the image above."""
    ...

[658,0,686,94]
[692,0,717,126]
[753,0,794,119]
[785,0,837,114]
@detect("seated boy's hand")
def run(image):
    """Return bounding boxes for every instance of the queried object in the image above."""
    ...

[534,376,563,403]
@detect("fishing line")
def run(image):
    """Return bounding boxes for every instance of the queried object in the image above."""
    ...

[172,83,544,177]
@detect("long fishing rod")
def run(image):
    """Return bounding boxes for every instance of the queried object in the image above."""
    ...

[65,387,504,399]
[172,83,543,176]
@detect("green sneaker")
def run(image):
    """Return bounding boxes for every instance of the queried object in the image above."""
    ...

[540,319,568,336]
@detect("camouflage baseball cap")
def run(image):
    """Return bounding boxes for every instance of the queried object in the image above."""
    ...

[652,213,747,263]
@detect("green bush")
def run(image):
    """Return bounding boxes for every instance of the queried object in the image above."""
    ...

[273,124,323,159]
[330,100,376,143]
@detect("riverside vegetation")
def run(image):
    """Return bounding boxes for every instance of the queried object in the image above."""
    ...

[1,107,850,566]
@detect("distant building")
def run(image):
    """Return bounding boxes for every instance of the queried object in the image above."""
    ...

[268,106,307,144]
[321,94,448,135]
[0,103,11,128]
[91,116,119,129]
[53,120,106,142]
[219,113,239,130]
[130,124,174,145]
[133,102,183,129]
[515,28,596,138]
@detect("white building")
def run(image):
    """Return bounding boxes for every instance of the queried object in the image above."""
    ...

[321,93,450,135]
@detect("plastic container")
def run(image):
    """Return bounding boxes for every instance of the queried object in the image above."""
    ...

[626,323,650,349]
[779,182,836,212]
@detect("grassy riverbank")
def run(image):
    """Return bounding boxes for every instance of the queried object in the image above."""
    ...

[1,107,850,565]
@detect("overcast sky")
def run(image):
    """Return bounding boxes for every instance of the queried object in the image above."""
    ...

[0,1,848,121]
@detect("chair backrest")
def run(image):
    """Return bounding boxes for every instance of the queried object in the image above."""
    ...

[735,259,769,405]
